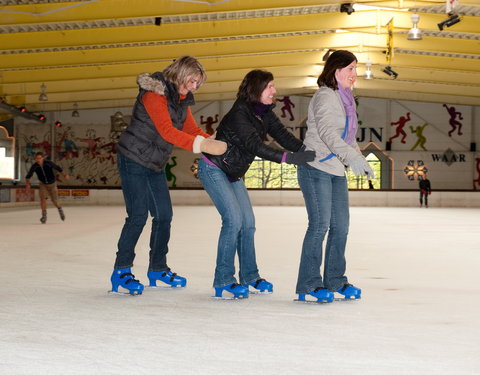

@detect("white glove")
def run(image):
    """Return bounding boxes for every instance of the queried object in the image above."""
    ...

[192,135,227,155]
[200,138,227,155]
[349,156,374,178]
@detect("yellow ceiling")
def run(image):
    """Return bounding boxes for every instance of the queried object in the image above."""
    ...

[0,0,479,117]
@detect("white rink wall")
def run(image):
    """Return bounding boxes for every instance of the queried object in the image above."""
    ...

[1,188,480,208]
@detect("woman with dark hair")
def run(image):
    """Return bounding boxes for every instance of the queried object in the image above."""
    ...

[110,56,227,295]
[198,69,315,299]
[295,50,374,303]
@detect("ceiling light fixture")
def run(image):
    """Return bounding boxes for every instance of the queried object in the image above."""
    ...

[407,13,422,40]
[438,14,461,31]
[72,103,80,117]
[38,83,48,102]
[0,98,46,123]
[364,61,373,80]
[382,65,398,79]
[340,3,355,15]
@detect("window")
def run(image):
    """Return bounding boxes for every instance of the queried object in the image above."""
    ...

[244,157,299,188]
[0,127,15,180]
[244,153,381,190]
[347,153,381,189]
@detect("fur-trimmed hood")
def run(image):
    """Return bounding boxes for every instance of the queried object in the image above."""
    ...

[136,72,166,95]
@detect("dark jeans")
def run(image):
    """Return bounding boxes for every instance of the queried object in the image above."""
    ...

[114,153,172,272]
[420,191,429,206]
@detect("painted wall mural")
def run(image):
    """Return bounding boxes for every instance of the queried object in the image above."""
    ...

[388,112,411,144]
[409,122,429,151]
[200,114,219,136]
[403,160,428,181]
[13,97,479,190]
[443,104,463,137]
[277,96,296,122]
[19,122,121,187]
[474,158,480,190]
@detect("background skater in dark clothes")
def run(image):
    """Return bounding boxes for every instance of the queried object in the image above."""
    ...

[419,175,431,208]
[25,152,69,224]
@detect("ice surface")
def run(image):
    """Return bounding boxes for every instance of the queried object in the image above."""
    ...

[1,205,479,375]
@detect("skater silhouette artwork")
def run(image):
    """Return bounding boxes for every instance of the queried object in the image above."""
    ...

[474,158,480,190]
[443,104,463,137]
[388,112,410,144]
[166,156,177,187]
[200,114,219,136]
[277,96,295,121]
[409,122,429,151]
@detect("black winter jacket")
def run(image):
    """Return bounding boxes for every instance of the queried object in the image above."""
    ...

[419,178,431,193]
[204,98,303,180]
[26,160,63,185]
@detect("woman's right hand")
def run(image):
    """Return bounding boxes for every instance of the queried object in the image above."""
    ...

[349,155,374,178]
[200,138,228,155]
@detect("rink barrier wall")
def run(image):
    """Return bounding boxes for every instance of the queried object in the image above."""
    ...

[1,187,479,208]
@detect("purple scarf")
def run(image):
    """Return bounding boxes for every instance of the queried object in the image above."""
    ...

[337,84,358,145]
[253,102,271,118]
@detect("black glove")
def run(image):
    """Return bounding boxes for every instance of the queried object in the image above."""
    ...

[285,150,316,165]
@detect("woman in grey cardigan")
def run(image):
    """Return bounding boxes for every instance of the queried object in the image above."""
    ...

[295,50,373,303]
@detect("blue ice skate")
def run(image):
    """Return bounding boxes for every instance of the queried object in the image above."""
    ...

[336,284,361,300]
[214,283,249,299]
[110,268,144,295]
[147,270,186,288]
[297,287,334,303]
[244,278,273,294]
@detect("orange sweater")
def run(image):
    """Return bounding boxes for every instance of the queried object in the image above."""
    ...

[142,91,209,151]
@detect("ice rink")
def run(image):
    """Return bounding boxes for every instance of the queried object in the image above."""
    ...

[1,204,479,375]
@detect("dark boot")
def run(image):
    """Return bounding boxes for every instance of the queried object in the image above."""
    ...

[40,210,47,224]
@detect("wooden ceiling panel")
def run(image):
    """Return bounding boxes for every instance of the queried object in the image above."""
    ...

[0,0,479,113]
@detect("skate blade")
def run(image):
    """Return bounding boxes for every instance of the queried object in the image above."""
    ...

[211,295,248,301]
[334,296,361,301]
[293,298,332,304]
[145,285,185,289]
[107,290,142,296]
[248,290,273,295]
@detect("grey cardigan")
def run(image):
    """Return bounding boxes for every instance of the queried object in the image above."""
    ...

[304,86,362,176]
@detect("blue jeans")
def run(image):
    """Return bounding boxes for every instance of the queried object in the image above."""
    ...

[296,165,349,294]
[115,153,173,272]
[197,158,260,288]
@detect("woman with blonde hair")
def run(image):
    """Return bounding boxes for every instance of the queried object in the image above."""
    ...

[110,56,227,295]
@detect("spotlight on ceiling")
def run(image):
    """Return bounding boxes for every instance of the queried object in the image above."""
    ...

[382,65,398,79]
[407,13,422,40]
[364,61,373,80]
[38,83,48,102]
[322,49,335,62]
[55,121,62,128]
[0,97,46,123]
[438,14,460,31]
[340,3,355,15]
[72,103,80,118]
